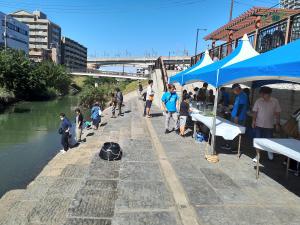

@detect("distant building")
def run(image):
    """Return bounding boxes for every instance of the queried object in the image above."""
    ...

[281,0,300,9]
[0,12,29,53]
[11,10,61,63]
[61,37,87,70]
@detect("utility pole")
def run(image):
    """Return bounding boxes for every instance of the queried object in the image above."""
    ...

[194,28,207,56]
[229,0,234,22]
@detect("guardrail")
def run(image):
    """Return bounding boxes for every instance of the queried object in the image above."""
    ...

[191,12,300,65]
[69,69,150,79]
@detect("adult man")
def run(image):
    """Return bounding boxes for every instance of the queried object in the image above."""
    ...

[161,84,180,134]
[115,88,123,116]
[144,80,154,118]
[219,87,230,107]
[196,82,208,102]
[252,86,281,161]
[59,113,72,153]
[75,108,83,143]
[231,83,248,125]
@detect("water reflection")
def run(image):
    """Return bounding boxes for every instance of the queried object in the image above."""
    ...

[0,96,83,197]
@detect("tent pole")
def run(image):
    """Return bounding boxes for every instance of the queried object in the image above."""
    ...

[210,70,220,155]
[211,87,219,155]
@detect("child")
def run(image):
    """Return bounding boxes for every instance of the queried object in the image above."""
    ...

[179,95,192,137]
[110,93,117,118]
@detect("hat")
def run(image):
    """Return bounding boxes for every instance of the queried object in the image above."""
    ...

[231,83,241,89]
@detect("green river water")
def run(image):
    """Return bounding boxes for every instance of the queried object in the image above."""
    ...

[0,96,84,197]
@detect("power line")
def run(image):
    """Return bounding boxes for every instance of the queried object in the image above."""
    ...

[0,0,207,14]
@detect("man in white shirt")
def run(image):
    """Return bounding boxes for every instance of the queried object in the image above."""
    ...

[144,80,154,118]
[252,86,281,161]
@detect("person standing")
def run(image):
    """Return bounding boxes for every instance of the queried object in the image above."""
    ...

[110,92,117,118]
[59,113,72,153]
[219,87,230,107]
[75,108,83,143]
[207,89,215,104]
[179,95,192,137]
[138,82,143,96]
[161,84,180,134]
[115,88,123,116]
[91,102,101,130]
[144,80,154,118]
[231,83,248,125]
[252,87,281,161]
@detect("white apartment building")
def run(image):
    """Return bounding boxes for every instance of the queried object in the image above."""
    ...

[0,11,29,54]
[11,10,61,63]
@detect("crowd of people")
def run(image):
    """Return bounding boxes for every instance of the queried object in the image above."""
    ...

[139,79,285,163]
[58,88,123,154]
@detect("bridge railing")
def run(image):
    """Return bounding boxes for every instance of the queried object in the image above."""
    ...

[69,68,150,78]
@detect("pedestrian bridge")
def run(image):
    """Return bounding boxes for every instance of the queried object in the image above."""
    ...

[70,69,149,80]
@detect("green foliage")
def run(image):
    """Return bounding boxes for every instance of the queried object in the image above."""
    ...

[0,49,71,101]
[80,86,111,109]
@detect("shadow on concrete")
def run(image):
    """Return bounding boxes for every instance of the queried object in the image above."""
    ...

[100,122,108,127]
[215,136,300,197]
[86,132,95,137]
[150,113,163,117]
[124,110,131,113]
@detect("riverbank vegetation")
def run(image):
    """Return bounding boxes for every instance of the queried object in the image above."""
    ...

[79,77,147,108]
[0,49,71,107]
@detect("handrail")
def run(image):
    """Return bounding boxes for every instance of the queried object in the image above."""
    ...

[69,69,150,78]
[157,57,168,91]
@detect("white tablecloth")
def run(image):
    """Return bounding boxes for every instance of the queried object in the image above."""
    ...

[191,112,246,140]
[254,138,300,162]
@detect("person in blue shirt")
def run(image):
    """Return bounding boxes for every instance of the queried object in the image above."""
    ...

[219,87,230,107]
[91,102,102,130]
[59,113,72,153]
[231,83,248,125]
[161,84,180,134]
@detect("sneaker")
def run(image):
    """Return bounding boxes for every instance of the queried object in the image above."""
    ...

[252,157,257,163]
[60,150,66,154]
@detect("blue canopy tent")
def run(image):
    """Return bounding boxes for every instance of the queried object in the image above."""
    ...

[169,50,213,85]
[182,34,259,86]
[218,39,300,87]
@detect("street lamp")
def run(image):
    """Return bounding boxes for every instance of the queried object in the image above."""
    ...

[194,28,207,56]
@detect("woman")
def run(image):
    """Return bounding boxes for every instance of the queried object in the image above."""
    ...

[91,102,102,130]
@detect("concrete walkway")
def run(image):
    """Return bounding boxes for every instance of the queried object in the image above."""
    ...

[0,92,300,225]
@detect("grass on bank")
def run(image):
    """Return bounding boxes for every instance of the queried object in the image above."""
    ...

[78,77,149,109]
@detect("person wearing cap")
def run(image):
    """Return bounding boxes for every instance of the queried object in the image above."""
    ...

[161,84,180,134]
[252,86,281,161]
[231,83,249,125]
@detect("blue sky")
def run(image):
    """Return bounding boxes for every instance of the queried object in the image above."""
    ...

[1,0,279,58]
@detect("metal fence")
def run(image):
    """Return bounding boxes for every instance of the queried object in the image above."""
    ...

[191,12,300,65]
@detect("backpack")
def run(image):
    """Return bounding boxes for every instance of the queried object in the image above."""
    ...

[99,142,122,161]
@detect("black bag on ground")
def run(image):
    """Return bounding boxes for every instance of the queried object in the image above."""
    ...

[99,142,122,161]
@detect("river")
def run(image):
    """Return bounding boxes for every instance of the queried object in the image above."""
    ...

[0,96,84,197]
